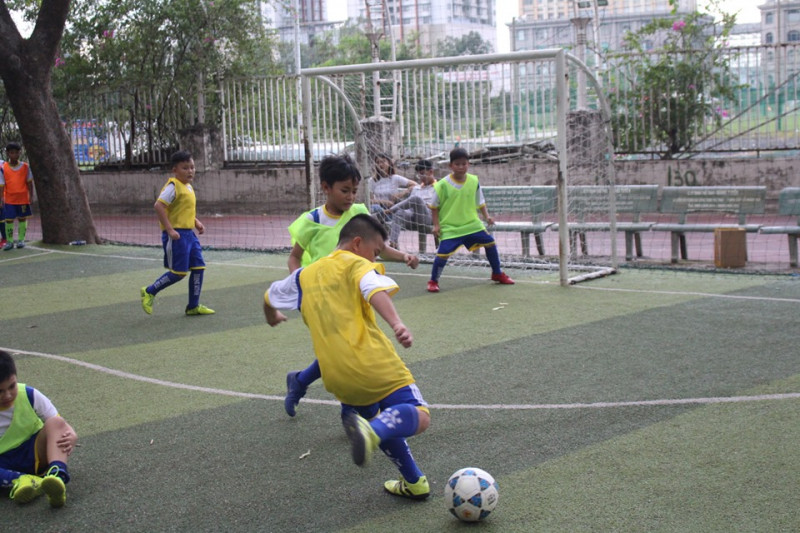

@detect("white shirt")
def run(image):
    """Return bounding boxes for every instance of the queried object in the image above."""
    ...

[371,174,415,203]
[268,267,397,310]
[0,386,58,438]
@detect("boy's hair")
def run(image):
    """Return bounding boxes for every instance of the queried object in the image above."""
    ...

[6,141,21,152]
[319,154,362,187]
[0,350,17,382]
[170,150,193,166]
[415,159,433,172]
[338,213,388,245]
[449,147,469,163]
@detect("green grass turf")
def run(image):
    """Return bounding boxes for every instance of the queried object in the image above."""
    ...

[0,244,798,531]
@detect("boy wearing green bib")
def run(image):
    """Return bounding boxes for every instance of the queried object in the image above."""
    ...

[427,147,515,292]
[283,155,419,417]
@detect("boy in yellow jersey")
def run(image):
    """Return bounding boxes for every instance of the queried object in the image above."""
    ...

[140,151,215,316]
[283,155,419,417]
[0,142,35,250]
[1,350,77,508]
[264,214,431,500]
[427,147,514,292]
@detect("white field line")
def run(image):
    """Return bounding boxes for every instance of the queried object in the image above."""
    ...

[20,246,800,300]
[4,347,799,411]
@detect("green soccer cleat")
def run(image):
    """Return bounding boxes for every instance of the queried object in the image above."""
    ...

[40,467,66,508]
[141,287,155,315]
[384,475,431,500]
[342,412,380,467]
[185,304,215,316]
[9,474,43,504]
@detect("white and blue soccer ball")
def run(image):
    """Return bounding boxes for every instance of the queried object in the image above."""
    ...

[444,467,499,522]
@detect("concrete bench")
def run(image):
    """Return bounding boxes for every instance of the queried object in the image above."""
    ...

[551,185,659,261]
[651,186,766,263]
[759,187,800,267]
[482,186,557,257]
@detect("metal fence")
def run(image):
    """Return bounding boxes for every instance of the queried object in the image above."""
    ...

[2,44,799,166]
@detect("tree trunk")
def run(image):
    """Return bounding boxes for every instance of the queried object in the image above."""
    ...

[3,75,99,244]
[0,0,99,244]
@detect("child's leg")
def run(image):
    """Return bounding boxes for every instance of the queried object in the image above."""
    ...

[34,417,73,483]
[0,216,6,242]
[4,219,13,242]
[147,272,185,295]
[380,437,424,483]
[430,236,463,281]
[284,359,321,417]
[1,466,27,488]
[17,219,27,243]
[187,268,204,309]
[484,243,502,275]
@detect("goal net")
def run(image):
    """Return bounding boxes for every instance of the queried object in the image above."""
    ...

[301,50,618,285]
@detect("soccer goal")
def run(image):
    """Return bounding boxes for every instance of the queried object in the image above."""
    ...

[300,49,618,285]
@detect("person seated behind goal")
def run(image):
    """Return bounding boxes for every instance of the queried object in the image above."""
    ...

[264,214,432,500]
[283,154,418,417]
[0,350,77,508]
[384,159,437,250]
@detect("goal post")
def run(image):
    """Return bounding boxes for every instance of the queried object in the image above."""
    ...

[300,49,619,286]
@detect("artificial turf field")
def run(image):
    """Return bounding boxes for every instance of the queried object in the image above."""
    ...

[0,243,798,532]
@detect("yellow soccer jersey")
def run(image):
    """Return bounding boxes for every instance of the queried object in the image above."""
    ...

[157,177,196,230]
[266,249,414,406]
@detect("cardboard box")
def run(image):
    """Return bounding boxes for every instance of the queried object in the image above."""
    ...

[714,228,747,268]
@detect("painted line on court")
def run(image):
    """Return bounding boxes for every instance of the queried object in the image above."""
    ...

[575,284,800,304]
[5,346,799,411]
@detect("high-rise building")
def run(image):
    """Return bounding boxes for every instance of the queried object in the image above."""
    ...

[346,0,497,54]
[511,0,697,53]
[262,0,336,46]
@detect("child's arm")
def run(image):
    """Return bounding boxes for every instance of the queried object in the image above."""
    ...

[370,290,413,348]
[263,300,288,326]
[479,204,494,226]
[430,207,440,238]
[380,245,419,270]
[154,200,180,240]
[288,243,305,273]
[194,218,205,235]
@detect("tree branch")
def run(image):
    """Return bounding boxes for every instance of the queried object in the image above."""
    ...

[28,0,70,63]
[0,2,23,61]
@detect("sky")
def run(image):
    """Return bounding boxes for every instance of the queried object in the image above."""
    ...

[329,1,764,54]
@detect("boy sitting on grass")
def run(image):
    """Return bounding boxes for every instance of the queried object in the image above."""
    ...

[0,350,77,507]
[264,214,432,500]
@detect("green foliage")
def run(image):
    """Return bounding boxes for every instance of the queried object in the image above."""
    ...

[606,4,741,158]
[436,31,493,57]
[47,0,277,165]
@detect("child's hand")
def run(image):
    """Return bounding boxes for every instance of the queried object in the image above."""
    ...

[168,229,180,240]
[432,225,440,238]
[57,430,78,456]
[195,220,205,235]
[404,253,419,270]
[485,215,495,226]
[392,322,413,348]
[264,302,287,326]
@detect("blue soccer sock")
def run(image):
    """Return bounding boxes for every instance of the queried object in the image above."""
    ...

[297,359,321,387]
[188,269,204,309]
[46,461,70,484]
[147,271,184,295]
[0,466,26,488]
[484,244,502,275]
[369,404,420,441]
[380,437,424,483]
[430,256,448,282]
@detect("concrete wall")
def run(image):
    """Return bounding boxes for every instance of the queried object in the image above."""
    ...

[80,156,798,214]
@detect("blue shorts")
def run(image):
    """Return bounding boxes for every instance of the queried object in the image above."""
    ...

[436,230,496,257]
[342,384,429,420]
[162,229,205,274]
[0,432,41,475]
[3,203,32,221]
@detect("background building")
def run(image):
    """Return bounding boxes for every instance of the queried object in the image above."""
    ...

[261,0,337,46]
[346,0,497,54]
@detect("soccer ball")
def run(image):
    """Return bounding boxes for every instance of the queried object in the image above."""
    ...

[444,467,499,522]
